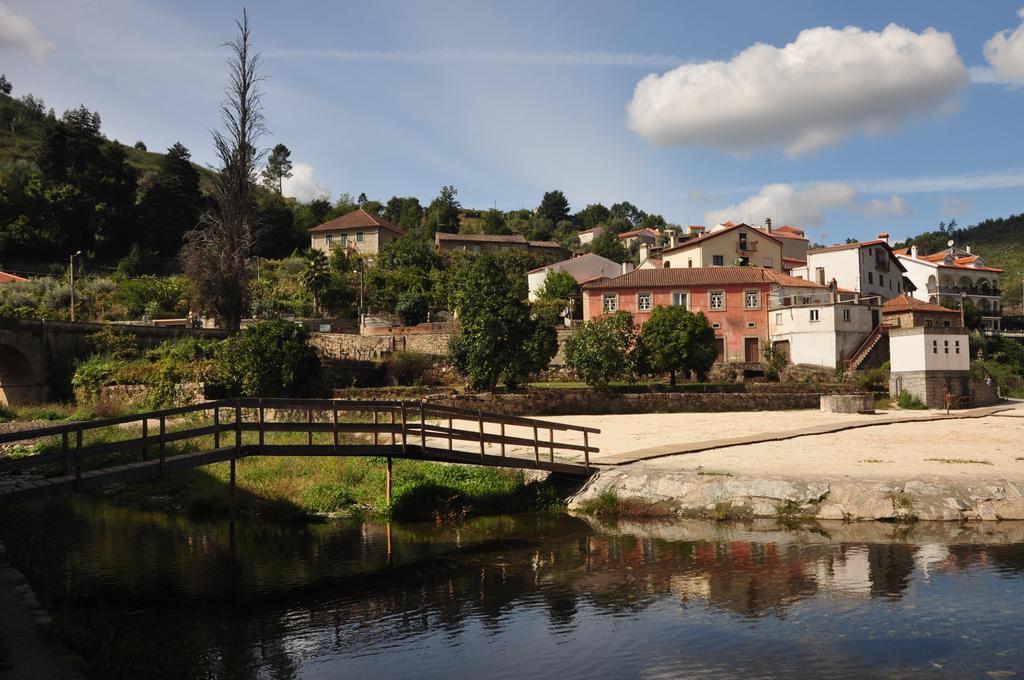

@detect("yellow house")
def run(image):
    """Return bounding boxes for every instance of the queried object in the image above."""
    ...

[308,208,404,256]
[661,223,783,271]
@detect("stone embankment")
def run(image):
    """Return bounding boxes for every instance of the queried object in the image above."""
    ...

[569,468,1024,521]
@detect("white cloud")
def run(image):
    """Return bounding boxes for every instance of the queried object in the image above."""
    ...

[862,195,910,217]
[627,23,969,156]
[984,8,1024,84]
[0,2,53,59]
[281,163,330,202]
[704,182,910,228]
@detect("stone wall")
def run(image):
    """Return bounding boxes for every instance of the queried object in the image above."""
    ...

[890,370,1001,408]
[75,383,206,410]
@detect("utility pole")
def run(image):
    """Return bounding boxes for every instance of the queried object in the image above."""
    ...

[69,250,82,321]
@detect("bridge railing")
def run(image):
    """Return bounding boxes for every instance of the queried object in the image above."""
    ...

[0,398,599,488]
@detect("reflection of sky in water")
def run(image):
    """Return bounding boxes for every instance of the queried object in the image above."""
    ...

[2,499,1024,679]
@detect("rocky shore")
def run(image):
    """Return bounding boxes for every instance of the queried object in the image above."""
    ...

[569,468,1024,521]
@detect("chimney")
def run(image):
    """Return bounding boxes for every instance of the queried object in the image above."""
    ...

[966,245,972,254]
[622,261,634,275]
[638,242,649,263]
[765,217,772,233]
[669,232,678,248]
[878,231,889,244]
[910,245,919,258]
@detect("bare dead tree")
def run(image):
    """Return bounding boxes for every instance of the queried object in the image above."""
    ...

[182,9,265,332]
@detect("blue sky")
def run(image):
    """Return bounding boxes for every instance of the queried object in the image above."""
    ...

[2,0,1024,243]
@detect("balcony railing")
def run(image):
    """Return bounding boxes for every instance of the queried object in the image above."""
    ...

[927,285,1001,297]
[736,240,757,252]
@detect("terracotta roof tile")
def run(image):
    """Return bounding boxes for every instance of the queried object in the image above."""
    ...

[0,271,28,283]
[436,232,528,244]
[882,294,959,315]
[308,208,404,236]
[583,266,826,290]
[661,223,782,254]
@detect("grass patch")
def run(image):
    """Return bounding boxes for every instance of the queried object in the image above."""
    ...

[924,458,993,465]
[0,402,104,423]
[576,488,674,518]
[858,459,892,464]
[696,469,733,477]
[895,391,928,410]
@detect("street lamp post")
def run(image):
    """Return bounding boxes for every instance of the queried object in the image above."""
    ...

[352,259,365,324]
[69,250,82,322]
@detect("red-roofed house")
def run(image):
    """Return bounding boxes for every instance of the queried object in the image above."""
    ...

[308,208,404,256]
[583,267,827,364]
[0,271,28,284]
[617,228,660,250]
[896,244,1003,330]
[794,233,909,301]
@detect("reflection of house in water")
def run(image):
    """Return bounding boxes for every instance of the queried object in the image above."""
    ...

[867,544,918,597]
[913,544,952,581]
[813,546,872,596]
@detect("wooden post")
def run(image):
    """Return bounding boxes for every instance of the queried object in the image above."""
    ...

[159,414,166,474]
[385,455,392,505]
[419,401,427,451]
[533,424,539,464]
[307,408,313,446]
[400,401,408,454]
[234,401,242,453]
[448,416,453,451]
[332,401,339,453]
[583,430,591,472]
[373,410,379,447]
[500,423,506,457]
[258,399,265,453]
[214,408,220,449]
[390,409,396,446]
[141,419,148,461]
[62,431,69,476]
[549,427,555,463]
[478,410,485,460]
[74,428,82,490]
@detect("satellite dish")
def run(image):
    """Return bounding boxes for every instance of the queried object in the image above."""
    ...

[946,239,954,247]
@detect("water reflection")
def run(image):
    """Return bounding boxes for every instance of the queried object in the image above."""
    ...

[2,500,1024,679]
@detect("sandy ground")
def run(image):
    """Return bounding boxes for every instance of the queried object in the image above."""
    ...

[521,403,1024,481]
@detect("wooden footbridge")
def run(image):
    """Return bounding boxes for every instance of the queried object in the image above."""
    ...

[0,398,599,507]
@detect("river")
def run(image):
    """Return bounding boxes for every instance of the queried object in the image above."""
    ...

[2,498,1024,679]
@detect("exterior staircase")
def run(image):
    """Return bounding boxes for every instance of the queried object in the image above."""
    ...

[844,324,887,373]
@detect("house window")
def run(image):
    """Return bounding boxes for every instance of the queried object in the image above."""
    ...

[815,267,825,285]
[926,319,933,327]
[943,320,951,327]
[842,308,851,322]
[356,231,364,243]
[637,292,652,311]
[955,340,961,354]
[933,340,938,354]
[325,234,334,246]
[763,257,773,268]
[879,275,885,288]
[711,322,721,329]
[775,313,782,325]
[739,232,748,250]
[603,293,618,313]
[944,340,949,354]
[712,255,724,266]
[687,258,693,268]
[671,292,688,308]
[867,271,874,285]
[709,291,725,310]
[744,290,760,309]
[747,321,756,329]
[810,309,820,322]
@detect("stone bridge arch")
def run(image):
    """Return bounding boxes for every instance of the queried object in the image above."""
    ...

[0,342,46,405]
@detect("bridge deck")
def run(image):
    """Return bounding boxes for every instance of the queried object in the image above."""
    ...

[0,398,599,506]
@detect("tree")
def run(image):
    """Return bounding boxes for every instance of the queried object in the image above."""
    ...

[481,207,509,235]
[211,319,321,397]
[138,142,203,255]
[182,9,264,332]
[589,229,628,262]
[383,196,424,230]
[0,74,11,96]
[536,269,579,302]
[447,253,557,390]
[424,185,461,236]
[262,143,292,194]
[634,306,716,386]
[575,203,609,230]
[299,248,330,315]
[564,311,637,386]
[365,235,442,311]
[537,190,570,224]
[133,140,147,151]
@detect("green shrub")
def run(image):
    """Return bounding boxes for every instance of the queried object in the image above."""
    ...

[395,291,429,326]
[209,319,321,397]
[563,311,636,386]
[387,351,435,386]
[896,390,927,410]
[858,361,890,391]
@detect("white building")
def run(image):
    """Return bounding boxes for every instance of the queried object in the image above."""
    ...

[768,287,880,370]
[527,252,627,302]
[895,245,1003,331]
[577,226,604,246]
[793,234,908,301]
